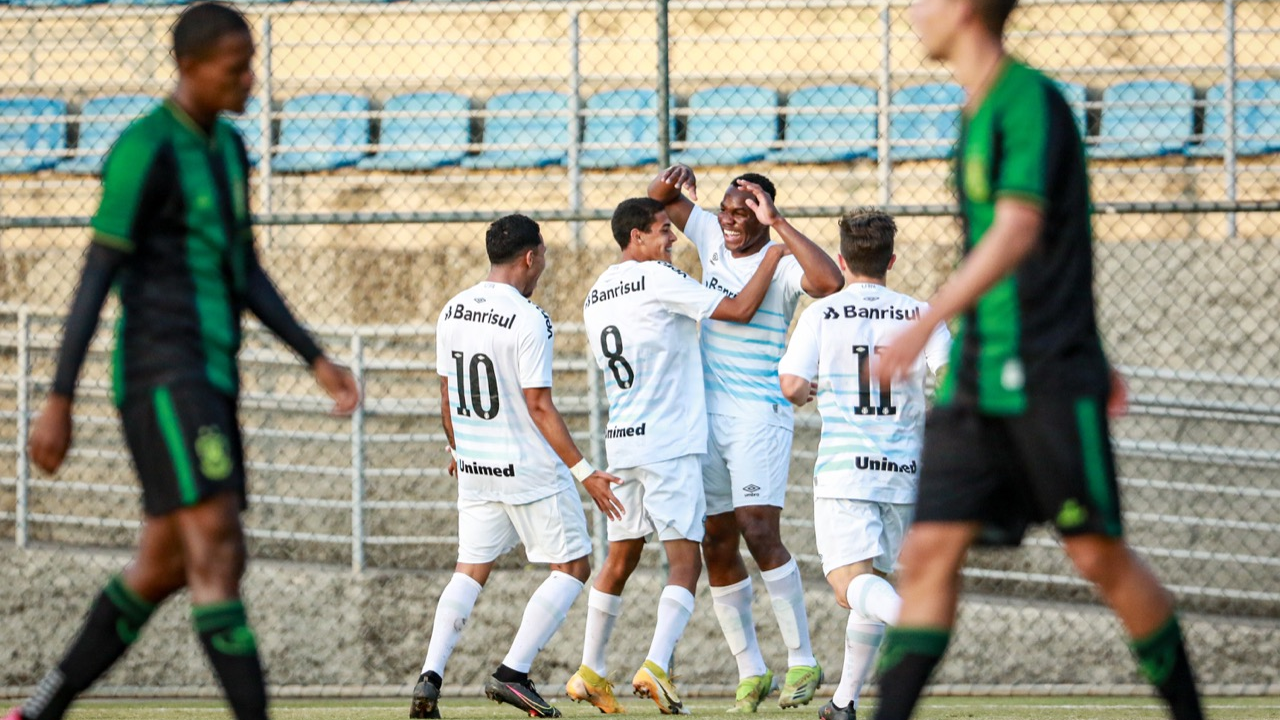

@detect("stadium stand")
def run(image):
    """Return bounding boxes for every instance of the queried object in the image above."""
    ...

[768,84,877,164]
[272,92,370,173]
[579,88,670,169]
[1191,79,1280,157]
[889,82,963,161]
[1092,79,1194,158]
[0,96,66,174]
[230,97,267,166]
[1055,80,1089,136]
[9,0,100,6]
[671,84,778,166]
[461,90,569,169]
[56,94,154,175]
[358,92,471,171]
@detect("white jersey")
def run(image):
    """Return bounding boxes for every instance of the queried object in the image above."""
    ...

[684,205,808,429]
[583,260,724,468]
[436,281,572,505]
[777,283,951,503]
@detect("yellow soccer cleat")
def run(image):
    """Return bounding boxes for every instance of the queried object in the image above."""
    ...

[567,665,626,714]
[777,664,822,709]
[727,670,774,713]
[631,660,687,715]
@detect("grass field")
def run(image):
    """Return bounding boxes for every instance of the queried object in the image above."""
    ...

[50,696,1280,720]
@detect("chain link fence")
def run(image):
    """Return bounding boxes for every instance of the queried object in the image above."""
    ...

[0,0,1277,700]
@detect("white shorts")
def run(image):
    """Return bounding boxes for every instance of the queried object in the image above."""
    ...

[456,485,593,564]
[702,413,793,516]
[608,454,706,543]
[814,498,914,576]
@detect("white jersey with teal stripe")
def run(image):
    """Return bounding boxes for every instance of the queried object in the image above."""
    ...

[777,283,951,502]
[436,281,572,505]
[583,260,724,469]
[684,205,807,429]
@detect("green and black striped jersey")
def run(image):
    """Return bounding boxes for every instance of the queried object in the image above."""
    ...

[91,99,253,404]
[937,59,1110,415]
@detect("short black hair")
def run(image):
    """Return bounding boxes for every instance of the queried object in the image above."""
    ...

[730,172,776,201]
[611,197,665,250]
[973,0,1019,36]
[838,209,896,278]
[487,214,543,265]
[173,2,251,62]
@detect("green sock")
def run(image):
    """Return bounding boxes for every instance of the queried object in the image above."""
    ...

[193,600,268,720]
[873,627,950,720]
[1130,615,1204,720]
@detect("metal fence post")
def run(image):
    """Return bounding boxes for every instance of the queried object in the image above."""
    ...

[587,347,606,568]
[350,332,365,573]
[15,308,30,548]
[568,7,584,248]
[877,0,893,207]
[258,13,275,249]
[1224,0,1238,240]
[656,0,671,169]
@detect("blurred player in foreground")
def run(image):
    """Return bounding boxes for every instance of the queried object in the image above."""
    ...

[871,1,1204,719]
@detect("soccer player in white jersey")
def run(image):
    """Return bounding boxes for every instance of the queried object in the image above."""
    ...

[410,215,625,720]
[649,167,843,711]
[568,198,788,715]
[777,210,950,720]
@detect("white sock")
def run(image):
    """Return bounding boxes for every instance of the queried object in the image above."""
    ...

[581,589,623,676]
[710,577,769,679]
[422,572,484,676]
[760,559,817,667]
[645,585,696,671]
[833,615,885,708]
[846,574,902,626]
[501,571,585,673]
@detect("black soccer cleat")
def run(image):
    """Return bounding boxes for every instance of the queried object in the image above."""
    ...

[484,675,563,718]
[818,699,855,720]
[410,672,442,719]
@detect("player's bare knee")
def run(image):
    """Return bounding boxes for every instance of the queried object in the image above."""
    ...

[1064,535,1127,587]
[557,556,592,583]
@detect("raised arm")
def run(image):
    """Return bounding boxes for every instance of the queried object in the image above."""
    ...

[709,244,789,322]
[648,164,700,231]
[734,179,843,298]
[523,387,624,520]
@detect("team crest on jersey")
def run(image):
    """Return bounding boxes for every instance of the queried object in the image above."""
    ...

[964,149,991,203]
[710,251,720,266]
[195,426,233,481]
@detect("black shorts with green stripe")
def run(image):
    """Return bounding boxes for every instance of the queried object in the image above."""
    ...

[121,381,246,517]
[914,393,1122,545]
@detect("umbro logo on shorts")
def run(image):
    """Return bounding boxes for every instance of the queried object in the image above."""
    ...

[743,484,761,496]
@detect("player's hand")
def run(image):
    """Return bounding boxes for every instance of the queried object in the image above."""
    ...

[582,470,625,522]
[29,393,73,474]
[807,381,818,404]
[313,356,361,416]
[658,164,698,201]
[1107,367,1129,419]
[736,179,782,226]
[876,321,932,383]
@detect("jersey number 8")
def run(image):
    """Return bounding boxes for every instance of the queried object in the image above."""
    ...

[600,325,635,389]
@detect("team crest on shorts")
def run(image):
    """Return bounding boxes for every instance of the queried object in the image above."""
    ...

[196,426,234,481]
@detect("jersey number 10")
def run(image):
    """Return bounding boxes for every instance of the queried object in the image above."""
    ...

[451,351,500,419]
[853,344,897,416]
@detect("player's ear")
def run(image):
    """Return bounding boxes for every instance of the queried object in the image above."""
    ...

[886,253,897,271]
[837,254,848,273]
[629,227,643,250]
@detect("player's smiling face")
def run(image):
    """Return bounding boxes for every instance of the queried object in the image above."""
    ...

[186,31,256,116]
[635,211,677,263]
[718,188,767,255]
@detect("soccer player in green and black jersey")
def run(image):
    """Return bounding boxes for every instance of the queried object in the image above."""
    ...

[9,5,360,720]
[871,1,1204,719]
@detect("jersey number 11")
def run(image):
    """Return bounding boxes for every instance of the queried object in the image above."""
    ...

[853,344,897,416]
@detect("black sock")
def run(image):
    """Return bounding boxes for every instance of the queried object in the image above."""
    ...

[873,627,950,720]
[493,664,528,684]
[423,670,443,689]
[193,600,268,720]
[1130,615,1204,720]
[24,575,156,720]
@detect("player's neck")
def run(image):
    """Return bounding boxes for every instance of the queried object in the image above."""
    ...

[485,267,529,295]
[845,273,885,287]
[729,231,771,259]
[949,34,1007,111]
[170,87,217,134]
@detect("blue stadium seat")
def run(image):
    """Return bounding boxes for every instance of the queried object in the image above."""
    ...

[0,97,66,174]
[1191,79,1280,158]
[1092,80,1193,158]
[889,83,963,161]
[1055,80,1088,136]
[230,97,268,166]
[358,92,470,171]
[107,0,185,6]
[9,0,101,7]
[768,84,876,164]
[671,85,777,166]
[273,93,370,173]
[57,94,154,175]
[461,91,568,170]
[579,88,673,169]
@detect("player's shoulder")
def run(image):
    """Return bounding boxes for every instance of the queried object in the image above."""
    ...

[649,260,696,282]
[516,295,555,339]
[104,105,171,169]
